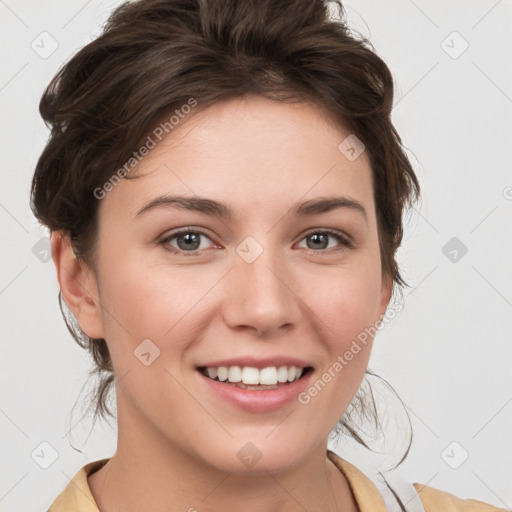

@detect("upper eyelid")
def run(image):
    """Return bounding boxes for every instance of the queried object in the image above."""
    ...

[159,228,215,245]
[301,227,351,241]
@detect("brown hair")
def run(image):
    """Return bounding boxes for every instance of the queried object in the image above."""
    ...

[30,0,420,466]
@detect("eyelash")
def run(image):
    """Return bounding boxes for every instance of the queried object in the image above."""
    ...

[158,227,354,256]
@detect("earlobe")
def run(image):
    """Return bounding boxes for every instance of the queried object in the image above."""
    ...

[51,231,106,339]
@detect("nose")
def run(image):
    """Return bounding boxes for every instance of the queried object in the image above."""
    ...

[222,246,302,338]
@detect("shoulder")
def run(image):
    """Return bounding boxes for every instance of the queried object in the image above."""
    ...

[414,483,509,512]
[326,449,506,512]
[47,458,109,512]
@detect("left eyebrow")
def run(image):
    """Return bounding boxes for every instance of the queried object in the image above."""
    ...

[134,194,367,223]
[290,196,367,223]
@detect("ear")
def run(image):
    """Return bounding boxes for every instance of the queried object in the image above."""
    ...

[51,231,106,339]
[377,273,393,320]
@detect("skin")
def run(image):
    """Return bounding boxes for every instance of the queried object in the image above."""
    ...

[52,94,392,512]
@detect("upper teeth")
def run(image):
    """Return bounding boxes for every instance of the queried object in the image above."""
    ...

[203,366,304,385]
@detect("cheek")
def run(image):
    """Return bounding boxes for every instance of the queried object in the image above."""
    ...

[305,256,383,348]
[94,259,204,417]
[301,256,382,401]
[95,252,215,364]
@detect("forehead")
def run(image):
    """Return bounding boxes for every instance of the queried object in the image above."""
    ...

[97,95,375,225]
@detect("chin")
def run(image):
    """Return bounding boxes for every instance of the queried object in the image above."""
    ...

[197,433,315,475]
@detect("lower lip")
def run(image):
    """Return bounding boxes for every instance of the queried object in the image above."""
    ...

[198,370,313,412]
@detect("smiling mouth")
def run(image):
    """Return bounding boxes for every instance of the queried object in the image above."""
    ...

[198,365,313,390]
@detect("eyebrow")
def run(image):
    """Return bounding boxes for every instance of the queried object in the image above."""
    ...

[134,194,367,223]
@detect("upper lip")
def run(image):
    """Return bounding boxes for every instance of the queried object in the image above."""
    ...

[197,356,313,370]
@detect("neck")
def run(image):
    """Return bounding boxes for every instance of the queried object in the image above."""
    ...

[88,408,359,512]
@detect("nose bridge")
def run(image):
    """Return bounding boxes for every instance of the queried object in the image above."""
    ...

[223,236,299,336]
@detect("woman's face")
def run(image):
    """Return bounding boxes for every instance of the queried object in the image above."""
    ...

[70,95,391,472]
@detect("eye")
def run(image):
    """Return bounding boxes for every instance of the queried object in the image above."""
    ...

[297,230,353,252]
[158,227,353,256]
[159,228,216,256]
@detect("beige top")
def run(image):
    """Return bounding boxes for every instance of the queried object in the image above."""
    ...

[47,450,507,511]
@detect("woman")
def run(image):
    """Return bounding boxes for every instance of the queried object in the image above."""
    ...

[31,0,506,510]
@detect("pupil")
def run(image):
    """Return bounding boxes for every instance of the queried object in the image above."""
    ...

[180,233,200,250]
[309,233,327,249]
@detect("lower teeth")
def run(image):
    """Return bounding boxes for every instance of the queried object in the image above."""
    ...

[203,374,292,390]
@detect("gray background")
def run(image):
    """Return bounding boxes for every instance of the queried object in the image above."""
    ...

[1,0,511,510]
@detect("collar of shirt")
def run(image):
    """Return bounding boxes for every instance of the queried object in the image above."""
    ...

[48,451,387,512]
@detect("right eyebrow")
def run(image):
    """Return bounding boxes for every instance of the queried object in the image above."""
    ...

[134,195,233,219]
